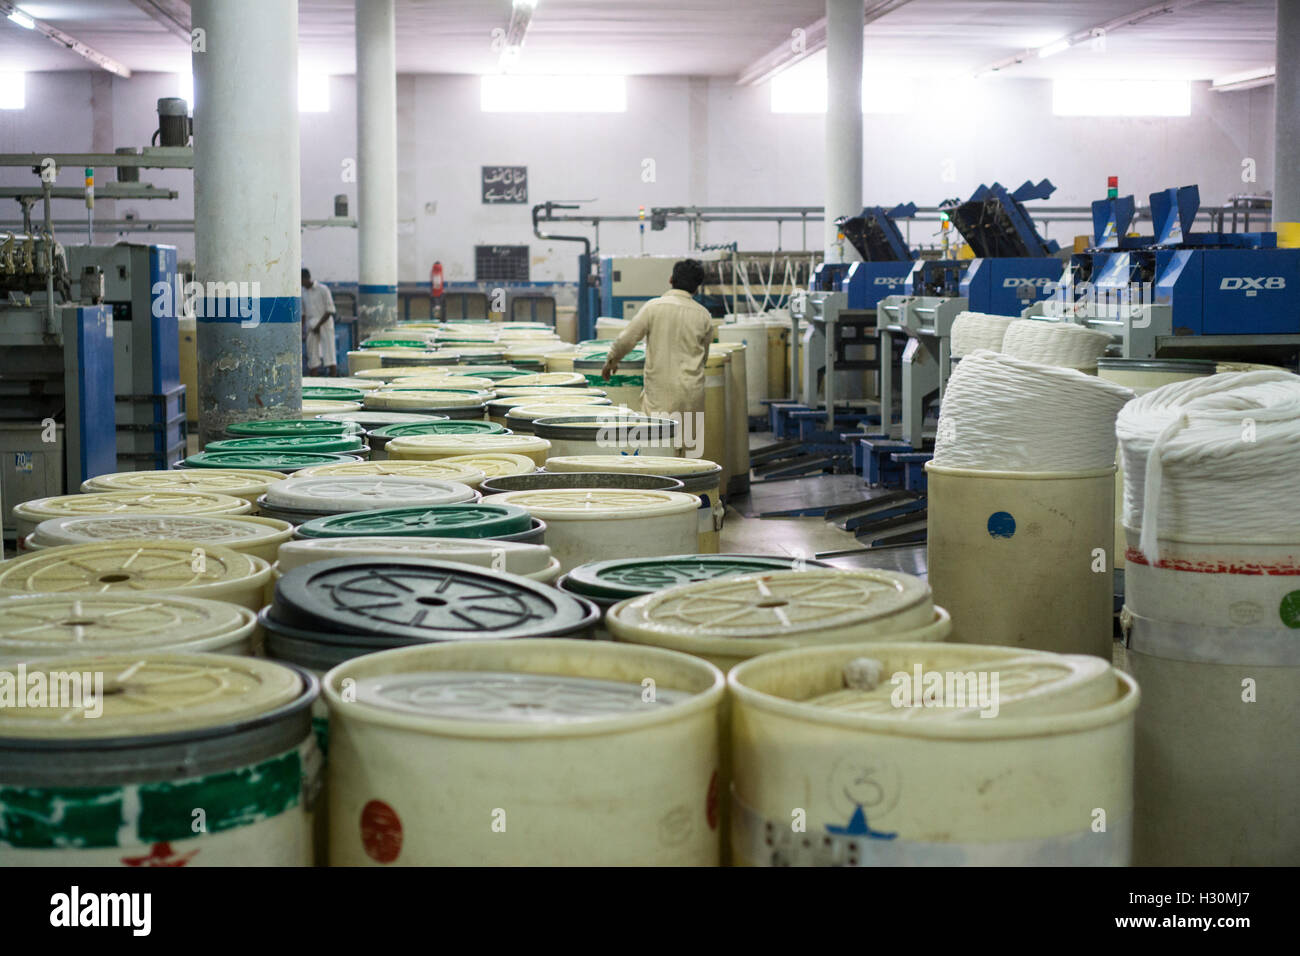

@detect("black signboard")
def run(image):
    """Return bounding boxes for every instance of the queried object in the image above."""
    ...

[481,165,528,204]
[474,245,530,282]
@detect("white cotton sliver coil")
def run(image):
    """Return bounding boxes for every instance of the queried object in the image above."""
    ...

[949,312,1016,357]
[932,349,1135,473]
[1115,369,1300,558]
[1000,319,1113,370]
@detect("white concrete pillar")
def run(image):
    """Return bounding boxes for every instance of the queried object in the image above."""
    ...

[824,0,864,262]
[1274,0,1300,231]
[356,0,399,339]
[191,0,302,444]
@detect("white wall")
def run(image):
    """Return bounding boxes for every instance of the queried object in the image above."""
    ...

[0,69,1277,284]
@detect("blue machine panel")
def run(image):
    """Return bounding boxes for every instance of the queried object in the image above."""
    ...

[1195,248,1300,336]
[961,258,1064,315]
[148,245,180,392]
[843,261,915,309]
[75,305,118,482]
[1153,250,1203,334]
[812,262,851,292]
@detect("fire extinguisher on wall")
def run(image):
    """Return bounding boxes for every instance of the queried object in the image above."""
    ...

[430,260,444,319]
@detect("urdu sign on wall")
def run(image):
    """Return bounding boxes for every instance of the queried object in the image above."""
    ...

[482,166,528,204]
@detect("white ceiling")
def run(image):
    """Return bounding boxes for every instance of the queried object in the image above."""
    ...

[0,0,1280,81]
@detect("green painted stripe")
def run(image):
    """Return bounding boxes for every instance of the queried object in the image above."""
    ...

[0,749,303,849]
[583,374,644,388]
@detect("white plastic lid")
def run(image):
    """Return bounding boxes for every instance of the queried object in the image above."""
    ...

[31,514,290,549]
[366,389,488,409]
[612,568,933,638]
[81,469,285,496]
[0,539,266,597]
[0,594,255,659]
[386,434,550,456]
[805,648,1116,720]
[434,454,537,479]
[276,536,554,575]
[0,653,302,738]
[293,459,487,484]
[13,491,252,522]
[545,455,721,476]
[350,671,683,724]
[484,488,700,520]
[300,400,363,415]
[265,475,477,511]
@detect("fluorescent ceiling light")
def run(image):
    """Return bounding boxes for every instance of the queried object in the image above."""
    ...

[7,9,35,29]
[481,74,625,112]
[1037,38,1070,58]
[0,71,24,110]
[1053,79,1190,117]
[1211,65,1275,93]
[299,73,330,112]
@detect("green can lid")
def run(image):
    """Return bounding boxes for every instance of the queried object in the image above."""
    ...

[564,553,830,601]
[296,503,533,539]
[226,418,355,437]
[205,434,368,454]
[184,451,360,471]
[577,348,644,363]
[380,387,487,397]
[361,338,429,349]
[371,420,507,438]
[301,386,366,402]
[445,369,529,381]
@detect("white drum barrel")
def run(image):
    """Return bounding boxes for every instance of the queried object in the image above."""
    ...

[481,488,699,573]
[324,638,724,865]
[503,402,625,435]
[926,465,1114,659]
[574,349,644,411]
[607,565,948,862]
[0,539,273,611]
[11,491,253,541]
[489,393,610,427]
[532,416,682,459]
[767,323,791,397]
[605,567,948,671]
[702,351,729,491]
[0,593,259,659]
[545,455,724,553]
[718,324,769,417]
[1115,370,1300,864]
[729,642,1137,865]
[0,653,319,865]
[1122,532,1300,864]
[711,343,750,495]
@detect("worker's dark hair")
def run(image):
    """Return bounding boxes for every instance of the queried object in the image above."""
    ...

[301,268,311,280]
[670,258,706,294]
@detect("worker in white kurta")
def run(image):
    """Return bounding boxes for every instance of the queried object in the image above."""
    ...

[603,259,714,417]
[301,267,337,376]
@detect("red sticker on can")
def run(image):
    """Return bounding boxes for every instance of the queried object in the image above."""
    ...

[360,799,403,863]
[706,771,719,831]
